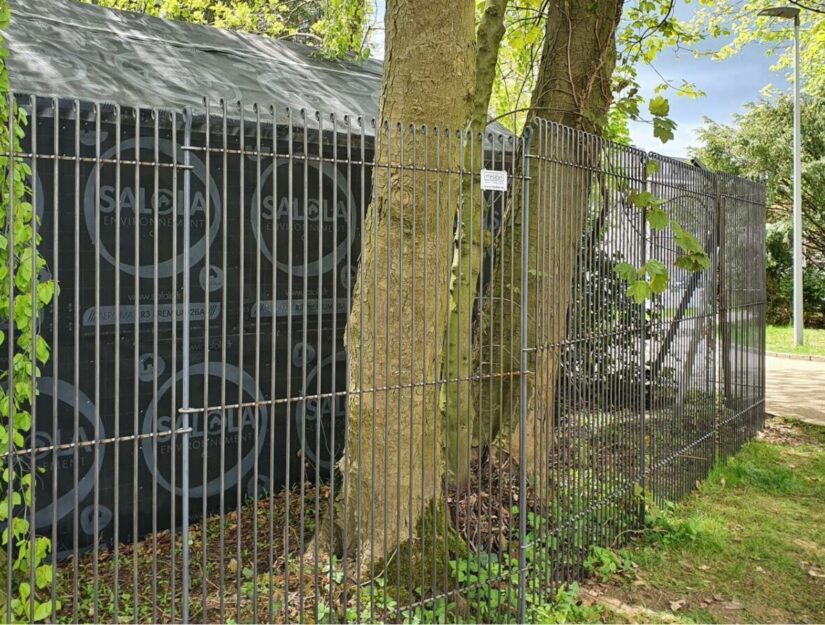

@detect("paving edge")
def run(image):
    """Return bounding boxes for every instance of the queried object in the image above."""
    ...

[766,350,825,363]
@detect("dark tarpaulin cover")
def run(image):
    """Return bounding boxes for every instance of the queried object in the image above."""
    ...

[6,0,383,118]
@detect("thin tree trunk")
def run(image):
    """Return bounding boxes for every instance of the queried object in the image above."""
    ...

[442,0,509,488]
[478,0,624,487]
[331,0,476,570]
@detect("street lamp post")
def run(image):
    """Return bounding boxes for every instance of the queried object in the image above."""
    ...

[759,5,803,346]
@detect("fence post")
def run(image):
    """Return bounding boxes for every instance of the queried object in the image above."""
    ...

[181,107,192,624]
[714,175,725,465]
[517,123,534,625]
[639,154,649,526]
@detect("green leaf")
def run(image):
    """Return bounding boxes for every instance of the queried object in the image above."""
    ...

[628,189,660,209]
[627,280,652,304]
[18,581,31,601]
[35,564,52,589]
[646,160,660,177]
[653,117,676,143]
[33,601,53,622]
[644,259,668,277]
[649,95,670,117]
[650,272,669,294]
[613,262,638,283]
[647,207,669,231]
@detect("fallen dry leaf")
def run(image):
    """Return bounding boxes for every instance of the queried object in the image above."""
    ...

[808,569,825,579]
[669,599,686,612]
[699,564,710,571]
[756,566,766,573]
[722,600,743,610]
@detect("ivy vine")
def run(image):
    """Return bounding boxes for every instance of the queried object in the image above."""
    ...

[0,1,58,621]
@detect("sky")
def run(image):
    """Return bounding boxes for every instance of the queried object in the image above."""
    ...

[367,1,792,158]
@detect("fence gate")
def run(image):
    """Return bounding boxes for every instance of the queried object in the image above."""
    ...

[3,95,765,624]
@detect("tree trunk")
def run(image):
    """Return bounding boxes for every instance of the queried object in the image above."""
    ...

[478,0,624,487]
[442,0,509,488]
[333,0,476,571]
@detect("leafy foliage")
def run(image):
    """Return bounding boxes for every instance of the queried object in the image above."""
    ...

[694,94,825,326]
[77,0,370,58]
[0,1,58,621]
[690,1,825,98]
[487,0,702,141]
[584,545,635,582]
[614,186,712,304]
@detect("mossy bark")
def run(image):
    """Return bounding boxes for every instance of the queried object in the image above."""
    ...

[377,501,470,604]
[330,0,477,573]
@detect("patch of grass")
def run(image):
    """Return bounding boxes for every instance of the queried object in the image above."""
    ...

[581,417,825,624]
[767,324,825,356]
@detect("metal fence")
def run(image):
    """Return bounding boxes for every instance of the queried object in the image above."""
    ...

[2,94,766,624]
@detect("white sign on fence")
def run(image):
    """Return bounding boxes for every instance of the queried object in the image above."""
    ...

[480,168,508,192]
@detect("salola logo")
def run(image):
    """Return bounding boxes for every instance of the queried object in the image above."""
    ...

[251,159,357,276]
[141,360,268,499]
[83,138,222,279]
[294,350,347,471]
[24,378,106,531]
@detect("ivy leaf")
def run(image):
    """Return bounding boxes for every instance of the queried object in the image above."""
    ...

[34,335,49,364]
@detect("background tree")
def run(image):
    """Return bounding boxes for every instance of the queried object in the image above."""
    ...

[694,94,825,326]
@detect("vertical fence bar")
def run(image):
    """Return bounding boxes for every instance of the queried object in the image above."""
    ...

[639,154,649,525]
[5,92,14,625]
[50,95,60,624]
[713,174,722,466]
[181,106,192,625]
[517,126,532,625]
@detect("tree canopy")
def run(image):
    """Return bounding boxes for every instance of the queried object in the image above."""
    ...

[691,0,825,97]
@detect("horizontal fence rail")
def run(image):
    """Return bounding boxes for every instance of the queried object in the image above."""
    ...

[1,93,766,624]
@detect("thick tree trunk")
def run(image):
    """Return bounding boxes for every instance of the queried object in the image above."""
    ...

[442,0,509,488]
[333,0,476,570]
[478,0,624,486]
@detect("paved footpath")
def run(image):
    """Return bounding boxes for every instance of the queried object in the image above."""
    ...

[766,355,825,427]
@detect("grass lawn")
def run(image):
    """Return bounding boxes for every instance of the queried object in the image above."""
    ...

[575,417,825,624]
[767,325,825,357]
